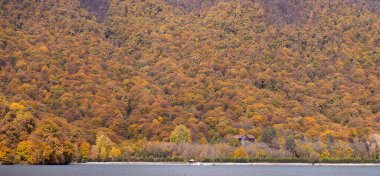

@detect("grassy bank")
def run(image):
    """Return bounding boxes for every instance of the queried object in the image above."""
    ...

[103,157,380,164]
[4,158,380,165]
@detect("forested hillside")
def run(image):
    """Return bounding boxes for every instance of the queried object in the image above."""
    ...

[0,0,379,164]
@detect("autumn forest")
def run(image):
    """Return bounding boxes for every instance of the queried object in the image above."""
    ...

[0,0,380,164]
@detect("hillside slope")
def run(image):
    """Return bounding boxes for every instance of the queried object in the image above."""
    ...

[0,0,379,164]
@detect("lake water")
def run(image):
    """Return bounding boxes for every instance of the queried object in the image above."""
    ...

[1,164,380,176]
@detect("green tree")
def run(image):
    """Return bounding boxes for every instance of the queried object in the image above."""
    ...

[262,126,277,145]
[170,125,192,143]
[285,135,296,155]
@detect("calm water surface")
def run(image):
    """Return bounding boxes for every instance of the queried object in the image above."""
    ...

[1,164,380,176]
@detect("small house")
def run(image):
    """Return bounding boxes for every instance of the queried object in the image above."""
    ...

[233,134,255,145]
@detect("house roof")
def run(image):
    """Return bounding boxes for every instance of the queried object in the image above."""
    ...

[232,134,255,139]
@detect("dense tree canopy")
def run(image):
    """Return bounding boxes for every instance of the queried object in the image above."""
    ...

[0,0,379,164]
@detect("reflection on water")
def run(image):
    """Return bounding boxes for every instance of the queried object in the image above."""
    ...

[1,164,380,176]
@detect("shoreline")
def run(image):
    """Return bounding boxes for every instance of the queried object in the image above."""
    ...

[75,162,380,166]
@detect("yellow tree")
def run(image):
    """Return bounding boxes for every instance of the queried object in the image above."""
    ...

[95,132,113,161]
[319,150,330,160]
[99,147,108,161]
[198,133,208,144]
[0,144,12,164]
[41,142,53,164]
[109,146,121,161]
[233,147,248,158]
[79,141,91,162]
[16,140,41,164]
